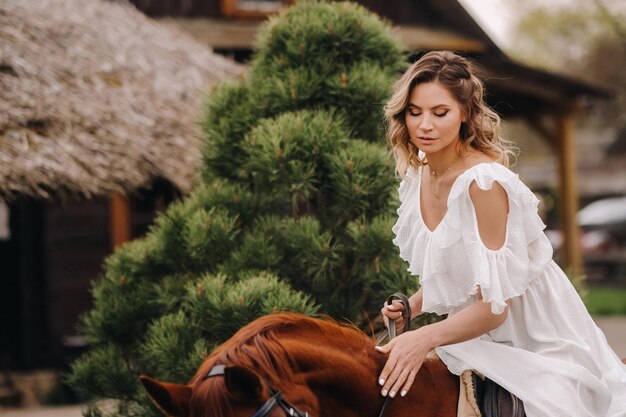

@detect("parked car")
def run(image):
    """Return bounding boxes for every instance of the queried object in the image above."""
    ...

[578,196,626,241]
[545,196,626,282]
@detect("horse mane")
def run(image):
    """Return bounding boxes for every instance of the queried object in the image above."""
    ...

[188,313,373,417]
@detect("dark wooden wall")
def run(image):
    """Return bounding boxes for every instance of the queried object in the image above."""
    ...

[44,200,110,365]
[0,199,108,369]
[0,181,179,369]
[0,201,46,369]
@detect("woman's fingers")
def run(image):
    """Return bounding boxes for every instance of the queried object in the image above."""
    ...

[381,306,403,321]
[382,301,408,335]
[375,338,395,355]
[385,301,406,314]
[380,357,421,397]
[376,342,408,397]
[400,369,418,397]
[387,367,410,397]
[375,340,396,387]
[380,359,404,396]
[395,319,405,334]
[375,331,426,397]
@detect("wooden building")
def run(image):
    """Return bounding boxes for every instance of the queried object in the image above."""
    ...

[0,0,241,371]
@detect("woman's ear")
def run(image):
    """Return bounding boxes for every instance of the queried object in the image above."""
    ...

[224,366,264,400]
[140,375,191,417]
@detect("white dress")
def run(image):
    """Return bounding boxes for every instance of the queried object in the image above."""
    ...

[391,161,626,417]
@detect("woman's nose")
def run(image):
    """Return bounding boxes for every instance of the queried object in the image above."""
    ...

[418,114,433,131]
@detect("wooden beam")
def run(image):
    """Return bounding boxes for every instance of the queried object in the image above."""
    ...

[486,74,568,104]
[162,18,261,49]
[220,0,295,20]
[525,114,559,152]
[391,26,486,52]
[109,191,131,249]
[556,109,582,275]
[162,18,487,53]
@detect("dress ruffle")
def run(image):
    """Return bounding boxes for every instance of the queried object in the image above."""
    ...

[391,162,553,315]
[391,166,430,277]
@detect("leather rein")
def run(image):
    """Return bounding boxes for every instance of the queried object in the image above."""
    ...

[202,292,411,417]
[375,293,412,417]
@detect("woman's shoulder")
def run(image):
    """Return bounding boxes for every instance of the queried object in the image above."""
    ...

[452,154,539,215]
[456,153,514,186]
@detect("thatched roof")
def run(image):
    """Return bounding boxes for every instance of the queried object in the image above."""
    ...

[0,0,243,200]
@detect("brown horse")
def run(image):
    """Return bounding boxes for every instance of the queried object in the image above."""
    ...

[141,313,459,417]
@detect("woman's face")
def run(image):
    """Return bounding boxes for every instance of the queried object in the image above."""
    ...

[404,81,465,155]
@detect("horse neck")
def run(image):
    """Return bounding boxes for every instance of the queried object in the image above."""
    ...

[281,336,383,417]
[283,336,458,417]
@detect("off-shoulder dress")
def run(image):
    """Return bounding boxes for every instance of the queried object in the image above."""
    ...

[392,161,626,417]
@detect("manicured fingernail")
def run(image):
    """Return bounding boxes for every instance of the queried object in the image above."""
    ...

[379,378,385,385]
[375,346,382,351]
[389,391,396,398]
[381,389,388,397]
[401,390,407,397]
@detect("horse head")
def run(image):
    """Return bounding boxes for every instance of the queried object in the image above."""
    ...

[141,363,309,417]
[141,313,458,417]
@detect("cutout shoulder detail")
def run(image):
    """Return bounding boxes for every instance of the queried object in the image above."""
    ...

[469,180,509,251]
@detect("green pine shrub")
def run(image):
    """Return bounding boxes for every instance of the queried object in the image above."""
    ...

[69,1,418,415]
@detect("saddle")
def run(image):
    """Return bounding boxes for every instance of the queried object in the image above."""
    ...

[458,370,525,417]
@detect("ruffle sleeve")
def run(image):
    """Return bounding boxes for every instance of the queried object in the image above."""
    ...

[419,163,554,315]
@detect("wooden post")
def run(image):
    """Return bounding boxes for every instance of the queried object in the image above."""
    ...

[110,191,131,249]
[556,110,582,275]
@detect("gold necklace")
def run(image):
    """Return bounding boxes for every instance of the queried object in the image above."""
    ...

[428,153,460,199]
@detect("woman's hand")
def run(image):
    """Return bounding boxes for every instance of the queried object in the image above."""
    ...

[375,292,509,398]
[380,300,407,335]
[374,327,434,398]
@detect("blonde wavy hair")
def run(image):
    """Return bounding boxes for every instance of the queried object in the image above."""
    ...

[384,51,517,179]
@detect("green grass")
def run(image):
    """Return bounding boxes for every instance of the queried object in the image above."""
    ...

[585,287,626,316]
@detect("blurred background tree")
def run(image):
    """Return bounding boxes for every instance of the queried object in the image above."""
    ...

[496,0,626,306]
[506,0,626,129]
[68,2,419,416]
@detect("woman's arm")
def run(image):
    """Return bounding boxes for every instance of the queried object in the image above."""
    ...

[408,287,424,319]
[423,289,508,347]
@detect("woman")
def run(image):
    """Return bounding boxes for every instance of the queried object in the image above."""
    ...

[376,50,626,416]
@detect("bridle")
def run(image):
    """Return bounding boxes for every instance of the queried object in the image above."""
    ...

[201,293,410,417]
[202,364,309,417]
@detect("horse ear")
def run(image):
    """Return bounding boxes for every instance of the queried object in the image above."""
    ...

[224,366,264,400]
[140,375,191,417]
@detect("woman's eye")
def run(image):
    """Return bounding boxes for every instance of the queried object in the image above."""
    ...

[435,111,448,117]
[407,110,421,117]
